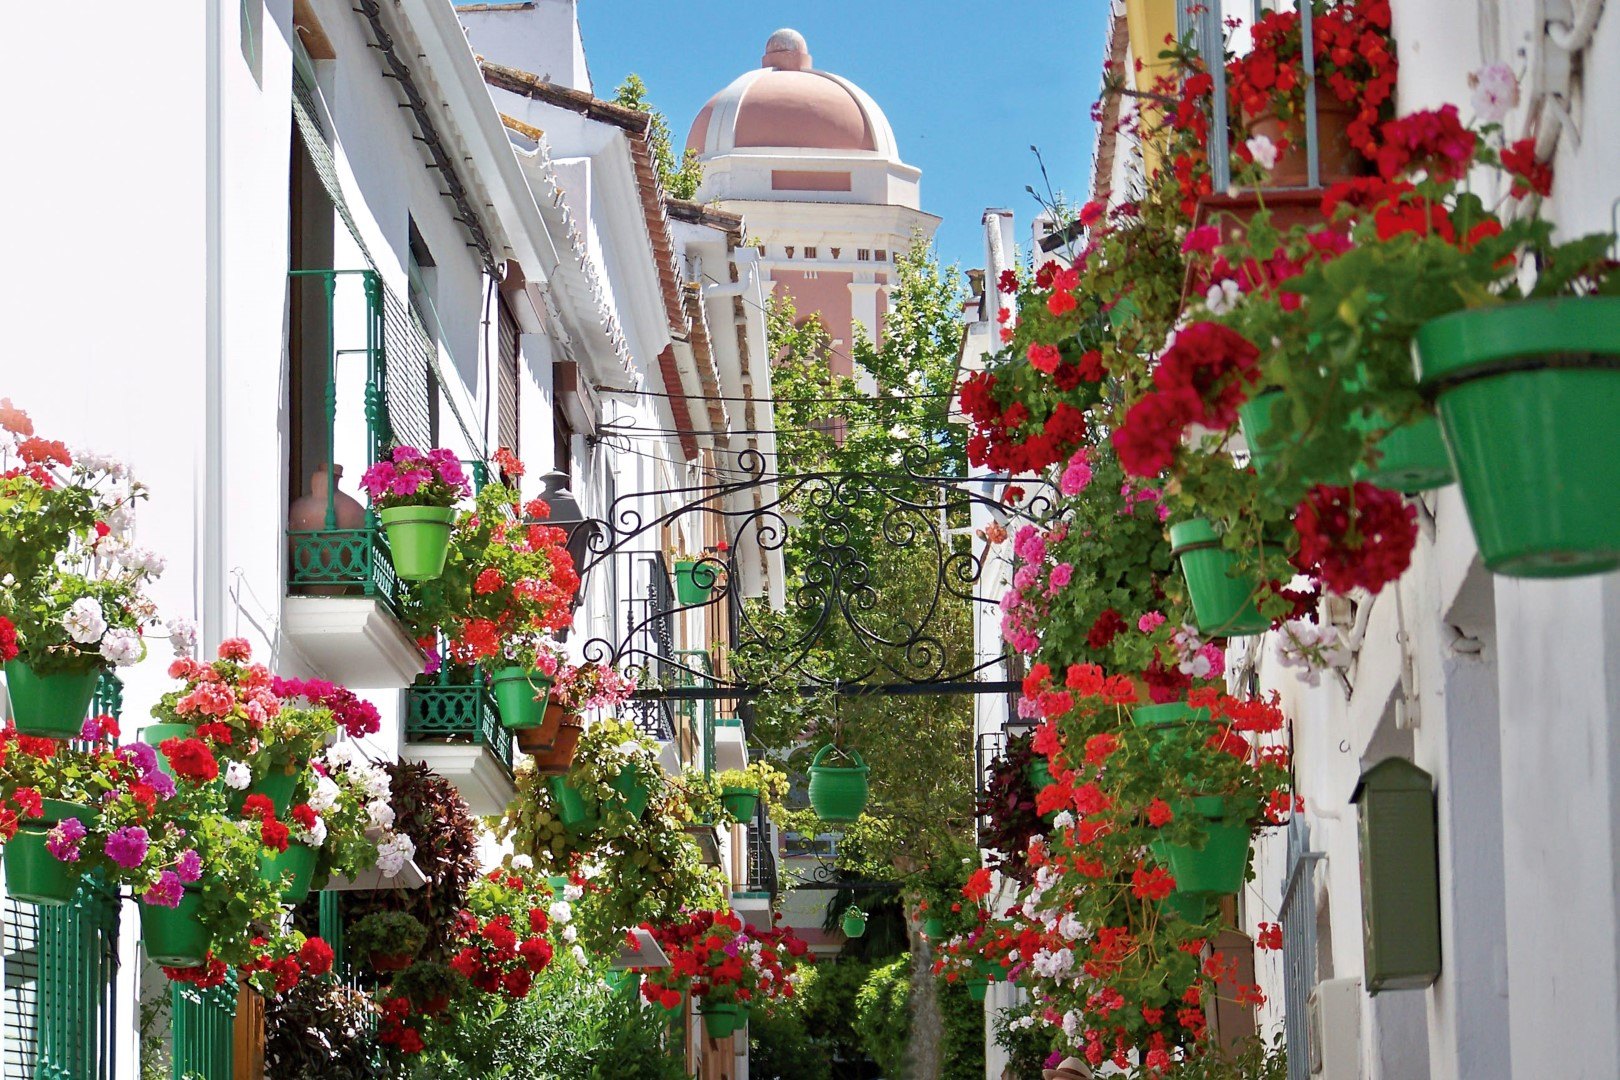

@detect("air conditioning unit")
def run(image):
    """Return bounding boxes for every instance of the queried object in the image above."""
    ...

[1308,978,1361,1079]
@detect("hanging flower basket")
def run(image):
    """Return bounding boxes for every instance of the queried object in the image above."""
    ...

[258,842,319,904]
[920,916,946,940]
[613,764,651,818]
[1351,409,1454,494]
[673,560,717,606]
[720,786,760,823]
[1415,297,1620,577]
[1158,890,1215,924]
[841,909,868,938]
[141,889,209,967]
[529,712,584,774]
[492,667,555,732]
[229,765,300,818]
[378,505,458,581]
[1132,702,1213,763]
[3,800,94,905]
[3,661,102,739]
[1152,796,1253,896]
[807,745,869,823]
[1169,519,1274,636]
[966,976,990,1003]
[699,1001,743,1039]
[550,775,600,834]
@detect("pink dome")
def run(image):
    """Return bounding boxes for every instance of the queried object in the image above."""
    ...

[685,30,898,158]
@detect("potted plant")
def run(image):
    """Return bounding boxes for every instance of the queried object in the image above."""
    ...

[841,905,868,938]
[351,911,429,972]
[670,543,727,606]
[520,659,639,760]
[360,446,470,581]
[391,961,463,1015]
[0,719,124,904]
[642,909,811,1040]
[807,744,869,824]
[714,761,788,824]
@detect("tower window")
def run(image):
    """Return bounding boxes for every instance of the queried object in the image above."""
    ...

[875,249,888,262]
[804,246,818,260]
[857,248,870,261]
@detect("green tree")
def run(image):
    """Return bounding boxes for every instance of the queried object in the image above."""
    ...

[612,74,704,200]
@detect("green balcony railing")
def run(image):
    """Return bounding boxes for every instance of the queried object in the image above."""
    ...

[285,268,404,615]
[670,649,717,777]
[405,680,515,780]
[171,980,235,1080]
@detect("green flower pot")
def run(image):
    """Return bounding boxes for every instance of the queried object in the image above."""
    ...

[550,775,600,834]
[921,916,946,939]
[1169,519,1274,636]
[673,560,716,606]
[1416,297,1620,577]
[720,787,760,823]
[379,504,457,581]
[1158,889,1215,924]
[1026,758,1054,791]
[3,661,102,739]
[807,745,869,824]
[612,764,650,818]
[141,889,209,967]
[1132,702,1213,763]
[139,723,199,780]
[492,667,553,731]
[1238,390,1344,482]
[699,1002,742,1039]
[230,766,300,817]
[966,977,989,1003]
[841,912,868,938]
[1154,796,1252,896]
[3,801,94,906]
[1351,410,1454,493]
[259,842,319,903]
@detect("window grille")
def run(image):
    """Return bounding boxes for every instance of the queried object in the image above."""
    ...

[1281,816,1325,1080]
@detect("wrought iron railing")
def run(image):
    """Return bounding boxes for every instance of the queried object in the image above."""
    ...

[743,819,778,897]
[404,679,515,779]
[620,553,677,742]
[669,648,720,775]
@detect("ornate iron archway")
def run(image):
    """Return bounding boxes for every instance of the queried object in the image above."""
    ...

[564,444,1053,703]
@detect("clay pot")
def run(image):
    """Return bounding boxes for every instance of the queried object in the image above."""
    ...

[530,712,584,775]
[1243,100,1367,188]
[514,702,567,755]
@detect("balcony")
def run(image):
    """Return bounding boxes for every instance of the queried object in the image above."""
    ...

[400,677,517,817]
[731,820,778,918]
[282,269,424,689]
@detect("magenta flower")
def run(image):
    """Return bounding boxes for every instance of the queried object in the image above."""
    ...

[175,849,204,884]
[142,870,184,909]
[104,826,150,869]
[46,818,86,863]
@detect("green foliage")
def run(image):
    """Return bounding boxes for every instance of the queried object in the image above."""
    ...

[612,74,703,200]
[799,958,875,1068]
[1173,1034,1290,1079]
[404,952,685,1080]
[263,978,385,1079]
[852,957,911,1077]
[937,977,987,1080]
[348,911,427,958]
[991,1005,1051,1080]
[748,966,833,1080]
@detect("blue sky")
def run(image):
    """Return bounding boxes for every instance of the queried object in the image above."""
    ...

[577,0,1109,276]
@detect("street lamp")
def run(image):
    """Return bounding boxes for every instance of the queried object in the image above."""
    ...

[537,469,599,580]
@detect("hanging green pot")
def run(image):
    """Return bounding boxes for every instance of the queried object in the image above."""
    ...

[4,661,102,739]
[612,764,650,818]
[1132,702,1213,763]
[141,889,209,967]
[1169,519,1274,636]
[1416,297,1620,577]
[966,977,989,1003]
[1237,390,1348,484]
[230,765,300,817]
[673,560,717,606]
[3,801,94,906]
[259,842,319,903]
[492,667,554,732]
[721,786,760,823]
[139,723,199,780]
[841,911,868,938]
[1026,758,1054,792]
[1153,796,1253,896]
[921,916,946,939]
[1158,889,1215,924]
[379,504,458,581]
[550,775,600,834]
[1351,409,1454,493]
[807,745,869,823]
[699,1002,743,1039]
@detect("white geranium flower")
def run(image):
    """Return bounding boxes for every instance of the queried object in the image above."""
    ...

[365,799,396,830]
[63,597,107,644]
[165,615,198,658]
[571,945,588,965]
[1057,913,1084,941]
[223,762,253,791]
[308,775,341,814]
[355,764,391,801]
[1205,278,1242,316]
[1245,133,1279,171]
[562,925,577,943]
[1471,63,1519,124]
[511,853,534,871]
[297,816,328,848]
[1050,810,1075,831]
[549,900,573,924]
[563,882,584,902]
[99,627,143,666]
[375,833,416,878]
